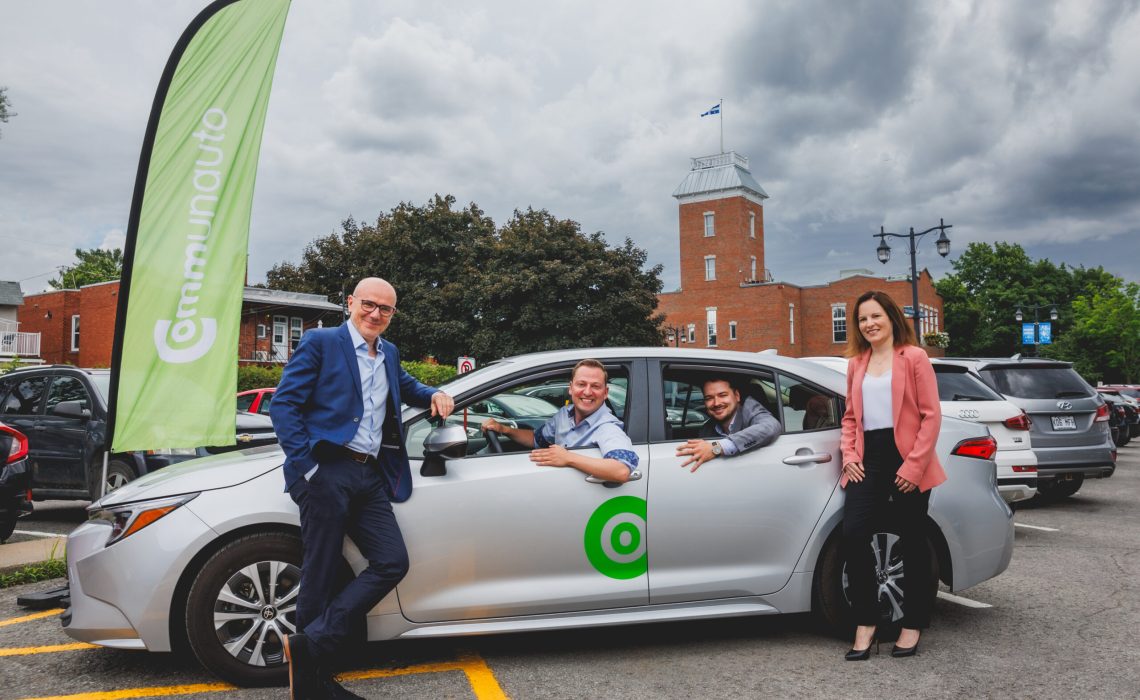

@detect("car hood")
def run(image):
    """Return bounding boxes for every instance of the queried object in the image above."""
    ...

[97,445,284,507]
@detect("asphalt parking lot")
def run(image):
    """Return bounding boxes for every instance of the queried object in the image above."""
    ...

[3,446,1139,700]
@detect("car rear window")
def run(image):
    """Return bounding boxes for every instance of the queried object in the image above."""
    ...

[934,369,1003,401]
[979,366,1093,400]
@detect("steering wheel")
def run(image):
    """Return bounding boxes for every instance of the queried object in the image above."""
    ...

[481,426,504,453]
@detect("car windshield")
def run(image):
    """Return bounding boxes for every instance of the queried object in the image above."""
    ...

[934,369,1003,402]
[980,366,1093,400]
[89,373,110,402]
[490,393,558,417]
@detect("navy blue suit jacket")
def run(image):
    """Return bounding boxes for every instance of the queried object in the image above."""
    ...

[270,323,437,501]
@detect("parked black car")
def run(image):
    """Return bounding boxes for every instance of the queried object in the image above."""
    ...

[0,366,276,501]
[0,422,33,542]
[1100,392,1125,447]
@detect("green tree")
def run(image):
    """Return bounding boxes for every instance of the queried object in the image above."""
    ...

[266,196,665,362]
[0,87,13,138]
[935,242,1039,356]
[50,248,123,289]
[468,208,665,358]
[1048,283,1140,384]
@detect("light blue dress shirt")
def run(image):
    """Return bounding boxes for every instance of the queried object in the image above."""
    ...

[534,404,639,471]
[344,320,390,454]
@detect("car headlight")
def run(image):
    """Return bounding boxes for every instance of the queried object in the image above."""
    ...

[145,447,200,456]
[87,493,199,546]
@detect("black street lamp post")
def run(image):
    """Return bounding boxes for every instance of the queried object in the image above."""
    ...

[1015,303,1058,356]
[873,219,953,341]
[664,324,685,347]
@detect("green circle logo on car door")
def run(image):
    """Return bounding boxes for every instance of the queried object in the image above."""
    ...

[584,496,648,579]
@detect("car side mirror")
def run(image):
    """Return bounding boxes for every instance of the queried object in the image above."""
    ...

[420,424,468,477]
[51,400,90,419]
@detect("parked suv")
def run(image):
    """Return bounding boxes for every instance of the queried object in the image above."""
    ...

[0,366,276,501]
[940,358,1114,498]
[930,361,1038,504]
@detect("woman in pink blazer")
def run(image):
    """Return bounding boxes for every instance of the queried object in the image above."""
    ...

[840,291,946,660]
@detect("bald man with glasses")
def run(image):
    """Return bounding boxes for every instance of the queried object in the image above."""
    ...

[271,277,453,699]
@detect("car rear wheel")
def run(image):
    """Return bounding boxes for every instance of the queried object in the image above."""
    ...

[1038,474,1084,499]
[0,509,17,543]
[815,529,939,633]
[185,532,302,687]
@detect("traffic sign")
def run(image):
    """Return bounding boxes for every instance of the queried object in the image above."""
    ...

[457,356,476,373]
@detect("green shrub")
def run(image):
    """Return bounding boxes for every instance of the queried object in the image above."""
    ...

[402,360,457,386]
[238,364,283,392]
[0,558,67,588]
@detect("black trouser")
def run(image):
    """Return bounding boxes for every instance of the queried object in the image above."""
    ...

[842,428,934,629]
[288,455,410,659]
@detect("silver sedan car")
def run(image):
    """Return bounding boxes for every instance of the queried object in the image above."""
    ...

[63,348,1013,686]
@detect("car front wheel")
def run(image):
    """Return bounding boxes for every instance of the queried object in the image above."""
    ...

[815,529,939,632]
[185,532,302,687]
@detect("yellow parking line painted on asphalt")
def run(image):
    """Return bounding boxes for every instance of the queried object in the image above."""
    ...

[20,683,235,700]
[19,651,509,700]
[339,650,508,698]
[0,609,63,627]
[457,651,510,700]
[0,642,98,657]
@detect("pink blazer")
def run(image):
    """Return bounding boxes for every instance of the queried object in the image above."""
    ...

[840,344,947,492]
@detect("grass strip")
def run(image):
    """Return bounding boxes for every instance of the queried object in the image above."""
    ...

[0,558,67,588]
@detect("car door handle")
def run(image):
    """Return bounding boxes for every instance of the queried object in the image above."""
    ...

[586,469,643,485]
[782,451,832,465]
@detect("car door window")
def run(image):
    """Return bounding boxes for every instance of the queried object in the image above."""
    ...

[45,376,91,416]
[660,369,775,440]
[405,366,630,460]
[1,376,47,416]
[779,373,839,432]
[236,394,255,412]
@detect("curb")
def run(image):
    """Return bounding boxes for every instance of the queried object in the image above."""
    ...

[0,536,67,577]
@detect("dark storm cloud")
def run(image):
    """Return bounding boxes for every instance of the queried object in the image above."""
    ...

[1007,136,1140,220]
[728,0,929,125]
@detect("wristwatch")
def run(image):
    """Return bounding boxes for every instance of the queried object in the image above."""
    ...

[711,441,723,457]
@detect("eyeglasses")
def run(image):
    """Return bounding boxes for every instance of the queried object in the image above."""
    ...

[357,299,397,317]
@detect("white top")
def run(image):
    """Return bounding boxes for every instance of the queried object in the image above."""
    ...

[861,371,894,430]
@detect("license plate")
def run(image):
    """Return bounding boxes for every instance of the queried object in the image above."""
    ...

[1051,415,1077,430]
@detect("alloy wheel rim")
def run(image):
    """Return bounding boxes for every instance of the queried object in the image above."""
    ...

[841,532,906,623]
[212,560,301,667]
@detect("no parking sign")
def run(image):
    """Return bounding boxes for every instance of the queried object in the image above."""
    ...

[457,356,476,374]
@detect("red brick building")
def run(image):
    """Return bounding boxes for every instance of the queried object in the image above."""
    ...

[657,152,944,357]
[19,281,342,367]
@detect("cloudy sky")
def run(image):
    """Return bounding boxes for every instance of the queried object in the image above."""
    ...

[2,0,1138,296]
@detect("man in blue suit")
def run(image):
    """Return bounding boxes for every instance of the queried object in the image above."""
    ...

[270,277,453,699]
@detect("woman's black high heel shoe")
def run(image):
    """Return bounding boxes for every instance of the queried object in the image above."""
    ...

[891,631,920,657]
[845,633,879,661]
[891,642,918,658]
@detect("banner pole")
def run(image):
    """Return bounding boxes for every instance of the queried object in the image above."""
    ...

[99,452,109,499]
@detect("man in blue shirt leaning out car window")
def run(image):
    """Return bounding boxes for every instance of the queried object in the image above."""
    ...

[481,359,637,483]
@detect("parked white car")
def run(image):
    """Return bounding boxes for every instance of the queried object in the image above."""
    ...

[803,356,1038,503]
[63,348,1013,686]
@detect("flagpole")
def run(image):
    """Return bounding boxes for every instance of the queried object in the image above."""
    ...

[720,98,724,154]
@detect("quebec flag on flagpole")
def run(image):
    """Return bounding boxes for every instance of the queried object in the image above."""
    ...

[701,102,721,117]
